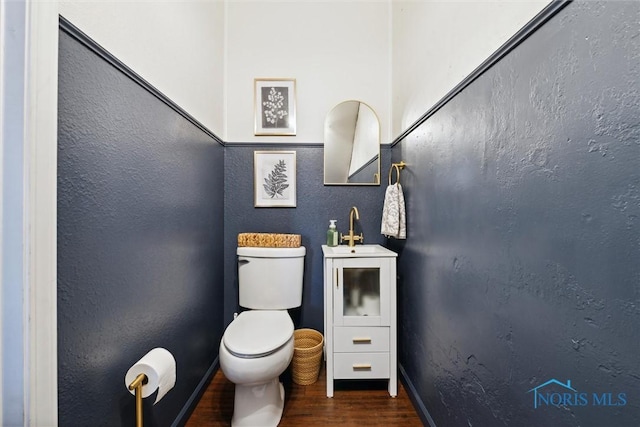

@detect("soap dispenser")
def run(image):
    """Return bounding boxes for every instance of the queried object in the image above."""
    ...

[327,220,338,247]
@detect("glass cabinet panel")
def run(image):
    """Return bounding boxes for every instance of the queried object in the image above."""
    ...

[342,268,380,317]
[333,257,390,326]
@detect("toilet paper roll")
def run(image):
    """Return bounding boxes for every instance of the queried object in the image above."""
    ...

[125,347,176,405]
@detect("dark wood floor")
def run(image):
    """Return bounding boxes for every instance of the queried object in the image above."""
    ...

[186,364,424,426]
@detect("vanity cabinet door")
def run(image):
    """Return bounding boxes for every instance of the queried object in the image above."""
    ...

[333,258,391,327]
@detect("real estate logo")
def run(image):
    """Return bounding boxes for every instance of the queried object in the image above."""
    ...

[527,379,627,409]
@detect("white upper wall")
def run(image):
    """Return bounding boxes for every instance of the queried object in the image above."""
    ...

[225,0,391,143]
[59,0,225,135]
[57,0,549,143]
[392,0,550,136]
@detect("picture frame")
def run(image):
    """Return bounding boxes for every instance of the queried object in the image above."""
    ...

[254,78,296,136]
[254,150,297,207]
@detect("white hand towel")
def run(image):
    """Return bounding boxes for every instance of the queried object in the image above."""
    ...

[381,183,406,239]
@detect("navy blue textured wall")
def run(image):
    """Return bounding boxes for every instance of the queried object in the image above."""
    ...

[58,28,224,426]
[392,2,640,426]
[223,145,390,332]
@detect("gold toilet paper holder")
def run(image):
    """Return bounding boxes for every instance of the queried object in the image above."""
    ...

[128,373,148,427]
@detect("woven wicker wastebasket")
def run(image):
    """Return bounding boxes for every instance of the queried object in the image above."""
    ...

[291,329,324,385]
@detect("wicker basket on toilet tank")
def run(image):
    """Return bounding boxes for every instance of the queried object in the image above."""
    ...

[237,232,301,248]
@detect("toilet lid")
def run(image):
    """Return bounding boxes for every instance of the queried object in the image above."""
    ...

[223,311,293,357]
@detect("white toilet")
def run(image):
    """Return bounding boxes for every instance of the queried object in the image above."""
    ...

[219,245,306,426]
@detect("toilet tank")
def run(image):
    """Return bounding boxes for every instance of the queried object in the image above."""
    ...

[237,246,306,309]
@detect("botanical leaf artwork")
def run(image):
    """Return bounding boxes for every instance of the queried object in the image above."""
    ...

[263,160,289,198]
[262,87,288,128]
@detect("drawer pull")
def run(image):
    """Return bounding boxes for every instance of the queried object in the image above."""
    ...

[352,364,372,371]
[352,337,372,344]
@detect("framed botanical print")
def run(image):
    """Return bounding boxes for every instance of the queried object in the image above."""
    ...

[254,78,296,136]
[254,150,296,207]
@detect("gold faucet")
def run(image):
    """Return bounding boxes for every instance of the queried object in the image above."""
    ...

[340,206,364,247]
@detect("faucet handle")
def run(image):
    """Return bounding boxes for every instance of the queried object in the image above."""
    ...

[340,232,354,244]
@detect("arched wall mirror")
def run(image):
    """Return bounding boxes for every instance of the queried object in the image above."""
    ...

[324,100,380,185]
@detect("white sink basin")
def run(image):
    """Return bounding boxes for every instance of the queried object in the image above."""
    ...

[329,245,379,254]
[323,244,397,258]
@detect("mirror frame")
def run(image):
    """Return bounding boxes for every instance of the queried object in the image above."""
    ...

[323,100,381,186]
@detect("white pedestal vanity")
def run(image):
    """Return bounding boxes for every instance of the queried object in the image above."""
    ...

[321,244,398,397]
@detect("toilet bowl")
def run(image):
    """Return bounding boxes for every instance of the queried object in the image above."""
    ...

[219,310,295,426]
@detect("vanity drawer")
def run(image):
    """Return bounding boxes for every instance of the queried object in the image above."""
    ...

[334,327,389,353]
[334,352,390,379]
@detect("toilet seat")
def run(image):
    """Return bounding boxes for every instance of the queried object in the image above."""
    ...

[223,311,294,358]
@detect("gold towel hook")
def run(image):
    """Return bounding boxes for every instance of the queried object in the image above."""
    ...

[388,161,406,185]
